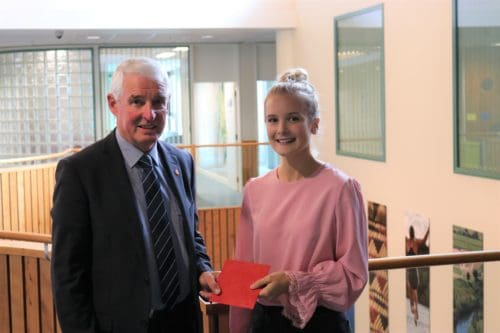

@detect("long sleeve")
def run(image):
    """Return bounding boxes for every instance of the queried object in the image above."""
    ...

[281,179,368,328]
[228,166,368,330]
[51,159,98,333]
[229,186,254,333]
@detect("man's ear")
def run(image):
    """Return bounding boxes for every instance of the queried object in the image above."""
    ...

[107,94,118,116]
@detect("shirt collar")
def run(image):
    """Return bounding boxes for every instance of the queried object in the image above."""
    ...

[115,130,160,168]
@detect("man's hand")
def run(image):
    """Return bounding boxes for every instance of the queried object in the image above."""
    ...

[199,271,221,300]
[250,271,290,301]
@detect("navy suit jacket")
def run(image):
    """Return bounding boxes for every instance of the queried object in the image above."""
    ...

[51,131,212,333]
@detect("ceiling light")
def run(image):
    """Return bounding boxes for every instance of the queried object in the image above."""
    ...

[201,35,214,39]
[173,47,189,52]
[156,52,176,59]
[87,36,101,40]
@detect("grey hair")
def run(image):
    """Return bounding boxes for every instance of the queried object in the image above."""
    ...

[109,57,171,99]
[265,67,319,120]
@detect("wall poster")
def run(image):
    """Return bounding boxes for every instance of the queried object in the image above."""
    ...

[368,201,389,333]
[453,225,483,333]
[405,212,430,333]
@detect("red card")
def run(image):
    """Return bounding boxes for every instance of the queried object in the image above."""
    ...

[210,259,270,309]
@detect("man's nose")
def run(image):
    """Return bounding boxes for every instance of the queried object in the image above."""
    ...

[142,103,156,121]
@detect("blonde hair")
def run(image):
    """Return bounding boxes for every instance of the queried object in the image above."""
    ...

[265,68,319,120]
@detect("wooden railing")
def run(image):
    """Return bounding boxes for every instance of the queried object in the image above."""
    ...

[0,240,59,333]
[198,207,240,271]
[2,148,500,333]
[0,207,239,333]
[0,164,57,234]
[0,147,245,333]
[2,230,500,333]
[0,143,265,234]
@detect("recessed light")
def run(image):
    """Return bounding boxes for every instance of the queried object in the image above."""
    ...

[173,47,189,52]
[156,52,176,59]
[87,36,101,40]
[201,35,214,39]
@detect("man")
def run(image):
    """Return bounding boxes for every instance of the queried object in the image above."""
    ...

[51,57,220,333]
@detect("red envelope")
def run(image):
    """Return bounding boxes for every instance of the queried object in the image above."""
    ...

[210,259,270,309]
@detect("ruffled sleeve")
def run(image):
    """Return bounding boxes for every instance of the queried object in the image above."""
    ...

[281,178,368,328]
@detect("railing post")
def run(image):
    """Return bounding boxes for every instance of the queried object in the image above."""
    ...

[242,140,258,186]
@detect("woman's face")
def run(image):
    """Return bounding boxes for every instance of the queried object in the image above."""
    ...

[264,93,318,158]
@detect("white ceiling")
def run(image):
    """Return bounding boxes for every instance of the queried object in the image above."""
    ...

[0,28,277,49]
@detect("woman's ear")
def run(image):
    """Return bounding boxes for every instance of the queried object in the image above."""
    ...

[311,118,320,134]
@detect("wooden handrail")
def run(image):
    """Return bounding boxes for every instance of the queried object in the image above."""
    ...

[369,250,500,270]
[0,143,268,163]
[1,230,499,272]
[0,142,269,166]
[0,231,51,243]
[177,141,270,149]
[0,147,81,165]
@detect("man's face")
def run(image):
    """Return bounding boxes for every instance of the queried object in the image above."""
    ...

[107,73,169,152]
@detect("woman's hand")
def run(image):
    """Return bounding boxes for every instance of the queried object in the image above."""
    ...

[199,271,221,300]
[251,272,291,301]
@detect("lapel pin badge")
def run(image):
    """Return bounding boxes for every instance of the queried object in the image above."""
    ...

[175,169,180,176]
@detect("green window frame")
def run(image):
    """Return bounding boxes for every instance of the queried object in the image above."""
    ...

[334,4,385,161]
[453,0,500,179]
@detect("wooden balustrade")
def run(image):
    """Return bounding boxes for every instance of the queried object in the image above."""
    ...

[2,232,499,333]
[198,207,240,271]
[0,207,239,333]
[0,149,244,333]
[0,164,56,234]
[2,149,500,333]
[0,143,262,236]
[0,240,59,333]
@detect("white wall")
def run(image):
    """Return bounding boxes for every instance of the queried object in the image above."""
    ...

[0,0,295,29]
[276,0,500,332]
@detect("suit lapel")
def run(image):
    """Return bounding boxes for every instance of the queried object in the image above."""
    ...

[158,145,190,220]
[101,132,146,259]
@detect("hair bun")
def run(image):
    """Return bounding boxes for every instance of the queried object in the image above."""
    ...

[279,68,309,83]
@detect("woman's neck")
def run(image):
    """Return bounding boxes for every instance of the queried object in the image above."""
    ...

[277,154,324,182]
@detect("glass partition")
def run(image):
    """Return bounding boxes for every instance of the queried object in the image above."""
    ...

[454,0,500,179]
[0,49,94,158]
[257,80,279,174]
[334,5,385,161]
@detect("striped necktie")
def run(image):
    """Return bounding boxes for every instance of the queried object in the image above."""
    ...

[137,154,180,309]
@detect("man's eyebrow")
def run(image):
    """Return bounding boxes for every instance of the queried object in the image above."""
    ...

[127,94,143,101]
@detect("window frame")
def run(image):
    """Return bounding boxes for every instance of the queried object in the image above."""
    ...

[452,0,500,180]
[334,4,386,161]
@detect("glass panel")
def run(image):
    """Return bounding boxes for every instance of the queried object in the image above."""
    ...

[193,82,241,206]
[0,49,94,158]
[335,5,385,160]
[194,145,243,208]
[455,0,500,179]
[256,80,279,175]
[99,47,190,144]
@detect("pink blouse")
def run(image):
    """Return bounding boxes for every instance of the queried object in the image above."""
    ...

[229,164,368,332]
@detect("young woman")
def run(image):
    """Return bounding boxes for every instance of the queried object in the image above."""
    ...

[229,68,368,332]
